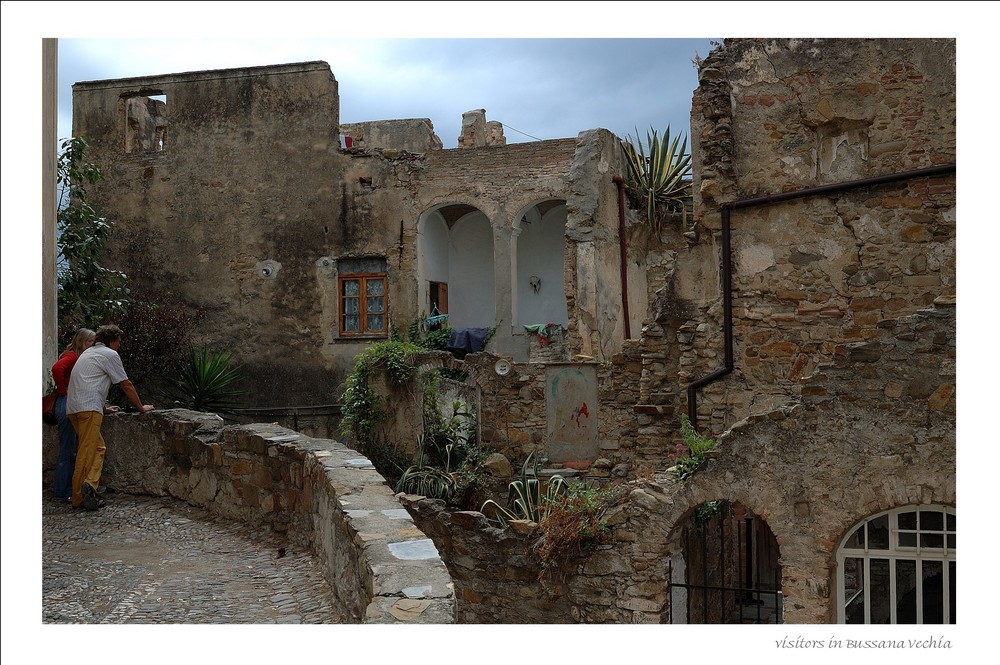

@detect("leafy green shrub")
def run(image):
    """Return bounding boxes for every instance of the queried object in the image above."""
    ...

[340,340,422,445]
[57,137,131,333]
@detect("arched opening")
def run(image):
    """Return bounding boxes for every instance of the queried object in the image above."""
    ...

[668,500,782,623]
[417,204,495,330]
[836,504,955,624]
[513,200,568,328]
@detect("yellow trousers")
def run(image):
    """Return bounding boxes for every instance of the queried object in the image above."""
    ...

[69,411,105,508]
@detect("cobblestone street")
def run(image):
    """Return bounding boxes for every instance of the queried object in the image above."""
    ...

[42,491,347,624]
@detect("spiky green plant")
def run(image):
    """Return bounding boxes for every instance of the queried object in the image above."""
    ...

[396,434,457,500]
[620,125,692,234]
[169,346,245,413]
[481,453,568,527]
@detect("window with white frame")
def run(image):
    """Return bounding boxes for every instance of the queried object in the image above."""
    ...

[836,505,955,624]
[338,258,387,337]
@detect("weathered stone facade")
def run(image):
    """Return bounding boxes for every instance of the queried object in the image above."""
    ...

[65,38,956,624]
[73,62,644,432]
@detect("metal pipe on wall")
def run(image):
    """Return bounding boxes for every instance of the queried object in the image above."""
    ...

[686,164,957,431]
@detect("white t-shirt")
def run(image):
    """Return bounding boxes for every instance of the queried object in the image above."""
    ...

[66,343,129,415]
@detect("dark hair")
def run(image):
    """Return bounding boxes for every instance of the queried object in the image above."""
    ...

[95,324,123,346]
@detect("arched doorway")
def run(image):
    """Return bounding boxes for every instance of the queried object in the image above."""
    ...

[668,500,782,623]
[836,505,955,624]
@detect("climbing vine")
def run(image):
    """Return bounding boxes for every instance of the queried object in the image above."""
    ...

[339,340,423,481]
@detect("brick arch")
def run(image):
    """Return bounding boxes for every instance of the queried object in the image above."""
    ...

[418,199,500,226]
[506,194,568,227]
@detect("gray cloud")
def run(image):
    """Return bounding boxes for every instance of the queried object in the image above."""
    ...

[57,37,718,148]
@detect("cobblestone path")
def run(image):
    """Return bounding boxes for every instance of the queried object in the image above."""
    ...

[42,492,347,624]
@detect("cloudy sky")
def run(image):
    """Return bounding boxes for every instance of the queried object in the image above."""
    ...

[56,36,717,149]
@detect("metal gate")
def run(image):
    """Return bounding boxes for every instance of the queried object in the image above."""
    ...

[667,501,783,624]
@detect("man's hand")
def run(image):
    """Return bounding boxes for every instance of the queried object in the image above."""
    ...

[141,405,155,413]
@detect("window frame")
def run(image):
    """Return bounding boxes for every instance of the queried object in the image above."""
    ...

[835,505,955,624]
[338,272,388,338]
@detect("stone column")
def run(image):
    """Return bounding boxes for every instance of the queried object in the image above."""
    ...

[42,38,58,380]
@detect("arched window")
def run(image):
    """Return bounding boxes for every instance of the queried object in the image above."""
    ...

[836,505,955,624]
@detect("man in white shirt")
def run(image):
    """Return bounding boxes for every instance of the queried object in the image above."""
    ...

[67,324,154,510]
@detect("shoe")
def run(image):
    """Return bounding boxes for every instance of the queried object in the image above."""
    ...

[81,483,106,511]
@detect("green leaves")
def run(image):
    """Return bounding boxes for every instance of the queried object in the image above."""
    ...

[396,434,458,500]
[620,125,693,235]
[673,414,717,480]
[56,137,131,333]
[169,346,245,413]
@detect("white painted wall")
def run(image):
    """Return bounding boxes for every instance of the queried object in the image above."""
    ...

[417,211,450,315]
[515,204,568,326]
[448,212,495,328]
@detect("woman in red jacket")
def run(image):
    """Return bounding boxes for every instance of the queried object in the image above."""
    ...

[52,328,95,500]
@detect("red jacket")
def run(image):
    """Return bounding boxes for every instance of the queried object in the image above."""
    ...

[51,350,79,397]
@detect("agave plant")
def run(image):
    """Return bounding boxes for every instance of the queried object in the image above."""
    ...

[170,346,245,413]
[481,452,568,527]
[620,125,692,234]
[396,433,457,500]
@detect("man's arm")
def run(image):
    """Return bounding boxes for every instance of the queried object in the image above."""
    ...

[119,380,154,412]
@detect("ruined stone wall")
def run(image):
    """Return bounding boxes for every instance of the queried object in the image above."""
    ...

[73,62,369,407]
[682,38,956,435]
[400,488,673,623]
[73,61,618,410]
[340,118,443,153]
[43,409,456,623]
[651,300,956,622]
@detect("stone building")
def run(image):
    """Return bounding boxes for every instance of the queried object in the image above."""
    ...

[72,62,647,428]
[69,37,955,624]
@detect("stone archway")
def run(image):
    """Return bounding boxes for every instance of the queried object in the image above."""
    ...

[667,500,782,624]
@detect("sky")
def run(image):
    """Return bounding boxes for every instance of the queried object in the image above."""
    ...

[1,1,995,662]
[55,37,718,150]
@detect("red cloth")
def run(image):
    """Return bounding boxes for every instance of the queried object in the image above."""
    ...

[51,350,79,396]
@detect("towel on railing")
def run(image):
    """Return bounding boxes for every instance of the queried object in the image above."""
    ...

[447,327,491,353]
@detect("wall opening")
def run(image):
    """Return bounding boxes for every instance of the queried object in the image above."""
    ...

[124,92,168,154]
[836,505,955,624]
[668,501,782,624]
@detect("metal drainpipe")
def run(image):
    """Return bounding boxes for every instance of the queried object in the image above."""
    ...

[686,163,957,432]
[613,176,632,340]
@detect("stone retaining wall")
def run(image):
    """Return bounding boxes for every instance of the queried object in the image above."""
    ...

[398,487,675,624]
[43,410,455,624]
